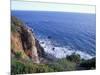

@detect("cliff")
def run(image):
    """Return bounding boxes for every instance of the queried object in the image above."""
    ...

[11,16,45,63]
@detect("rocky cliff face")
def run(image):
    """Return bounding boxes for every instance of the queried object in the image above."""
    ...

[11,16,45,63]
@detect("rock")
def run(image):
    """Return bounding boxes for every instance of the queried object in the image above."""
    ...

[52,47,55,51]
[48,36,52,39]
[41,42,44,44]
[11,16,45,63]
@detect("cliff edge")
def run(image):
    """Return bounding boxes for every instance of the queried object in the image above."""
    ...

[11,16,45,63]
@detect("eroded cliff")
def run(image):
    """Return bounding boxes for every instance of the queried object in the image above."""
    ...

[11,16,45,63]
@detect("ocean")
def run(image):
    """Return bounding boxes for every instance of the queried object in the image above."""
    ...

[11,11,96,59]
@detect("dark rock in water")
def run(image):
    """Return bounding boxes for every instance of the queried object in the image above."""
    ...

[48,36,52,39]
[41,42,44,44]
[64,50,66,53]
[52,47,55,51]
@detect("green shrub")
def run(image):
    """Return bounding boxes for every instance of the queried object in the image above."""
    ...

[57,58,76,71]
[79,57,96,70]
[14,51,22,59]
[66,53,81,63]
[11,59,54,74]
[11,59,25,75]
[11,24,17,32]
[47,63,65,72]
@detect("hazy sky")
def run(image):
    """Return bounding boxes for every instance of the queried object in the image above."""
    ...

[11,0,95,14]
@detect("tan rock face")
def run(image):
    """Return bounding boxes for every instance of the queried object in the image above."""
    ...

[11,32,23,52]
[11,16,44,63]
[20,26,40,63]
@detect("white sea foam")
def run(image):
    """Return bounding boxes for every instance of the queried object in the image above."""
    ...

[39,38,94,60]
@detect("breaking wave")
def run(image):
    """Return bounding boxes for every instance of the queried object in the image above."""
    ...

[39,38,94,60]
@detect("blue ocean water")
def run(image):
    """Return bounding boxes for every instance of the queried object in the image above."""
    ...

[12,11,96,59]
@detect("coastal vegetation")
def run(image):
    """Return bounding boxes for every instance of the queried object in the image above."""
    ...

[11,53,96,75]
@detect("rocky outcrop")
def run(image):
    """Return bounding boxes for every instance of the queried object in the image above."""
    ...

[11,16,45,63]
